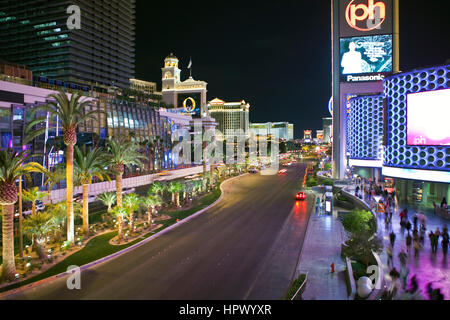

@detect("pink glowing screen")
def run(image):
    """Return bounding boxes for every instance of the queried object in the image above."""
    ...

[407,89,450,146]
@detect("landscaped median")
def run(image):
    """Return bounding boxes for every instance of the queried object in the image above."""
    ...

[0,174,244,296]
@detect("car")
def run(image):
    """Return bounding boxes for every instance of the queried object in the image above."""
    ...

[248,166,258,173]
[278,169,287,174]
[35,200,45,211]
[295,191,306,201]
[122,187,135,195]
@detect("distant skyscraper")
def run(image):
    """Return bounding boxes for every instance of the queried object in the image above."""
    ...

[0,0,135,88]
[249,122,294,141]
[208,98,249,141]
[323,117,332,144]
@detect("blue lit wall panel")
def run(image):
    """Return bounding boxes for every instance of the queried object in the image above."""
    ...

[383,65,450,171]
[347,95,384,161]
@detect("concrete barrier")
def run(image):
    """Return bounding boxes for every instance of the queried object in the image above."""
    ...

[345,257,357,299]
[46,166,208,204]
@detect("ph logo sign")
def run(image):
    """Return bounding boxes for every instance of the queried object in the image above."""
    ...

[345,0,386,31]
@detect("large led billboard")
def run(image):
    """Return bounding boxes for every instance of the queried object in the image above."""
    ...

[340,34,392,82]
[407,89,450,146]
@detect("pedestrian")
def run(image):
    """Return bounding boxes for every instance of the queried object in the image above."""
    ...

[389,267,400,281]
[408,275,419,294]
[420,225,426,246]
[315,197,320,214]
[442,234,449,256]
[429,231,436,253]
[387,244,394,268]
[442,197,447,209]
[405,220,412,233]
[400,209,406,222]
[390,231,396,247]
[398,250,407,268]
[406,232,412,252]
[413,214,418,230]
[413,237,421,258]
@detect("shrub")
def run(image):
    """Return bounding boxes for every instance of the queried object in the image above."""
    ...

[342,209,375,235]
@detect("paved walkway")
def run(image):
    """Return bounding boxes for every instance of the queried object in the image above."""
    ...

[344,184,450,300]
[297,192,348,300]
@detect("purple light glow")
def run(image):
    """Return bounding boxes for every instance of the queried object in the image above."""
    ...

[407,89,450,146]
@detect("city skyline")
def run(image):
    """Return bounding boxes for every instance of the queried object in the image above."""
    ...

[135,0,449,137]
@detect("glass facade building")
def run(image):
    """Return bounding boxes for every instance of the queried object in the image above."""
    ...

[0,0,135,88]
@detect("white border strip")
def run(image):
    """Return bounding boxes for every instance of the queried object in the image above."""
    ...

[348,159,383,168]
[382,166,450,183]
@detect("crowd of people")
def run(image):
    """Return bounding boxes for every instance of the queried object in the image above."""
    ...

[352,176,447,300]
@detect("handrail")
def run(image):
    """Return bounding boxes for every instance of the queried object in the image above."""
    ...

[291,271,309,300]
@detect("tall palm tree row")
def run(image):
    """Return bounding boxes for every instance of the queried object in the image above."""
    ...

[73,145,113,234]
[0,150,47,281]
[25,89,101,244]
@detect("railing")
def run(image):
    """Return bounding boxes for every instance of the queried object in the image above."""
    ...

[290,272,309,300]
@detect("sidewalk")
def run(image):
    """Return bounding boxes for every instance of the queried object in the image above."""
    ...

[345,183,450,300]
[297,191,348,300]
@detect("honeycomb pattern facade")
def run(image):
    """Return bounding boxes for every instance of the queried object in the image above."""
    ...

[383,65,450,172]
[347,95,384,161]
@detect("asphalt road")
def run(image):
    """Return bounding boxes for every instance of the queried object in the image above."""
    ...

[6,162,314,300]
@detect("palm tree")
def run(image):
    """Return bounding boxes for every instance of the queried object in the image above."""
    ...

[111,206,128,242]
[167,182,183,206]
[97,192,116,212]
[46,201,67,242]
[191,180,203,198]
[74,145,112,234]
[23,187,48,215]
[149,181,165,196]
[23,212,57,259]
[0,149,47,281]
[44,164,66,194]
[106,137,145,206]
[25,89,100,244]
[123,193,140,232]
[141,194,162,229]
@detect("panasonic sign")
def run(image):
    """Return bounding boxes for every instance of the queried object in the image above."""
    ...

[346,74,386,82]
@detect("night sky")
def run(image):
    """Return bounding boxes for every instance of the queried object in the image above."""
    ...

[135,0,450,139]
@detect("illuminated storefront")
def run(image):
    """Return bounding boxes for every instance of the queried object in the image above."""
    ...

[346,64,450,205]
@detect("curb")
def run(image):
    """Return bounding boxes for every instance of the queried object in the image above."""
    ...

[0,173,248,299]
[291,192,316,284]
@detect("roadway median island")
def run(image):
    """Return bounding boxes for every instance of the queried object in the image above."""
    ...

[0,175,244,296]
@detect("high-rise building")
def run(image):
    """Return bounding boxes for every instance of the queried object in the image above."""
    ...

[208,98,250,141]
[0,0,135,88]
[303,130,312,143]
[322,117,332,144]
[161,54,208,117]
[249,122,294,141]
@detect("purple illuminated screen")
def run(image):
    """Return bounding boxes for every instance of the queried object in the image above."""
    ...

[407,89,450,146]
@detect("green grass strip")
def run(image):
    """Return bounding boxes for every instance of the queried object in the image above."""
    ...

[0,187,221,293]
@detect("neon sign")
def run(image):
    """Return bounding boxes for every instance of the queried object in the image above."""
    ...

[345,0,386,32]
[182,97,196,113]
